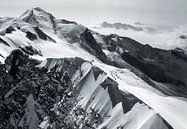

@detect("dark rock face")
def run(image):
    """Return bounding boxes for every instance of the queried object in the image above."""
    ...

[80,29,108,61]
[8,50,24,78]
[121,51,184,86]
[59,19,77,24]
[20,46,41,56]
[0,50,81,128]
[107,84,131,113]
[5,26,16,34]
[34,26,56,42]
[171,48,187,62]
[101,34,187,97]
[0,54,4,59]
[101,77,140,113]
[0,37,10,46]
[26,31,37,41]
[92,66,103,80]
[80,29,122,68]
[179,35,187,39]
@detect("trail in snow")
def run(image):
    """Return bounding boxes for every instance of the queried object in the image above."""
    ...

[93,62,187,129]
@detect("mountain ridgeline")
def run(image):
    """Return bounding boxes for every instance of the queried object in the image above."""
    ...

[0,7,187,129]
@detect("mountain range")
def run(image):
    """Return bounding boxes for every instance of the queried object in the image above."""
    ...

[92,22,187,50]
[0,7,187,129]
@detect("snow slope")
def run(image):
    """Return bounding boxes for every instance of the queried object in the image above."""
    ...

[94,61,187,129]
[0,7,187,129]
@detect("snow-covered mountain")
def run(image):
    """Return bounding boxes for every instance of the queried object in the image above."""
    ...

[0,7,187,129]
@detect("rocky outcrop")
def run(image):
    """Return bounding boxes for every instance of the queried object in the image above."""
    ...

[26,31,37,41]
[0,50,173,129]
[34,26,56,43]
[5,26,16,34]
[80,29,108,62]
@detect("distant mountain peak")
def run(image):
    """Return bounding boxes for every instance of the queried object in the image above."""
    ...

[19,7,57,33]
[22,7,51,15]
[32,7,45,12]
[102,21,143,31]
[20,7,55,21]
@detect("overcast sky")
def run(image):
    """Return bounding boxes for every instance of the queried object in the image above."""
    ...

[0,0,187,26]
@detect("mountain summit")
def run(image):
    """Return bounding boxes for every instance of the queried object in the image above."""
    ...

[0,8,187,129]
